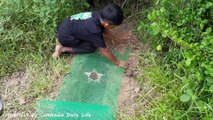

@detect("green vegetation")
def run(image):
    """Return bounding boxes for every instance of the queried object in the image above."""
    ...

[0,0,85,119]
[0,0,87,77]
[137,0,213,119]
[1,57,69,120]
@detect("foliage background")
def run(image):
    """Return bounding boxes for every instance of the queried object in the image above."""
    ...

[0,0,87,77]
[137,0,213,119]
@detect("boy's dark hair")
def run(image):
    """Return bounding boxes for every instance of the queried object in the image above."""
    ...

[100,3,123,25]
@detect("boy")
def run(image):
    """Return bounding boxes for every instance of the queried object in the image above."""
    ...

[52,3,127,67]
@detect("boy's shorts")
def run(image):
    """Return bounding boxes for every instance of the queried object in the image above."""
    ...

[57,34,80,47]
[57,34,96,54]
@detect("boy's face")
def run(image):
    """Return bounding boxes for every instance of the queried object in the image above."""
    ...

[101,20,116,30]
[105,24,115,30]
[101,20,115,30]
[103,23,115,30]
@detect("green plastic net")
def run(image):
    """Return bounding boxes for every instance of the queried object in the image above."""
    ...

[37,51,129,120]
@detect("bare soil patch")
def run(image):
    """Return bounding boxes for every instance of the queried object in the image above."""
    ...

[105,22,150,117]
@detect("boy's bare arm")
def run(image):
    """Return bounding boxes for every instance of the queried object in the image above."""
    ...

[99,48,119,66]
[99,48,127,67]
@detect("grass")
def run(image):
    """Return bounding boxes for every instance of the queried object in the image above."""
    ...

[134,49,183,120]
[1,55,70,120]
[129,8,186,117]
[133,12,213,119]
[1,0,212,119]
[0,1,84,118]
[133,0,213,119]
[116,48,184,120]
[0,0,86,77]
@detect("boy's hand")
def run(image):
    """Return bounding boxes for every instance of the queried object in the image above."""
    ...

[118,60,127,68]
[99,48,127,68]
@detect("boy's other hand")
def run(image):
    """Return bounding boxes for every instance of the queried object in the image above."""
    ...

[118,60,127,68]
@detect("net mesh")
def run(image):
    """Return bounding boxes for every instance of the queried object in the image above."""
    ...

[37,50,129,120]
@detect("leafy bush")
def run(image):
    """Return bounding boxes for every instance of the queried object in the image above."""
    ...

[139,0,213,119]
[0,0,87,77]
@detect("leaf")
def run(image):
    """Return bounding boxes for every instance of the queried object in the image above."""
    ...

[191,95,197,100]
[195,72,202,81]
[137,22,145,31]
[162,32,167,37]
[147,13,152,21]
[206,77,213,84]
[197,100,206,112]
[150,22,160,35]
[83,3,90,8]
[147,10,156,21]
[137,25,142,31]
[206,2,213,8]
[206,27,212,34]
[160,7,166,13]
[185,59,191,66]
[202,19,208,24]
[209,85,213,92]
[200,23,204,30]
[156,0,160,5]
[180,94,191,102]
[156,44,162,51]
[186,89,193,96]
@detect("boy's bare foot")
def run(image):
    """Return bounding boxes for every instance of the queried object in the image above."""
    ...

[60,46,73,53]
[52,45,73,59]
[52,44,62,58]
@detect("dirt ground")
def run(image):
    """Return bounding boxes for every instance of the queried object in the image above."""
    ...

[0,22,149,119]
[105,23,149,118]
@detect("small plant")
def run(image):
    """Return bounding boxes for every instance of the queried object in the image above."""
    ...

[138,0,213,119]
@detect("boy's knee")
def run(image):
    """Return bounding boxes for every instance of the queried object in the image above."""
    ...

[87,47,96,53]
[81,42,96,53]
[72,47,96,54]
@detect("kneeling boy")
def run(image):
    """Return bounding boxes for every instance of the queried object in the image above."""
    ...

[52,3,126,67]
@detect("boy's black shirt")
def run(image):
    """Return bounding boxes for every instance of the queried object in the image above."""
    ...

[57,12,106,48]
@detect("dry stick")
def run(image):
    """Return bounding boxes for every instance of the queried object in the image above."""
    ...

[124,11,142,21]
[121,0,128,8]
[115,0,121,6]
[135,0,138,6]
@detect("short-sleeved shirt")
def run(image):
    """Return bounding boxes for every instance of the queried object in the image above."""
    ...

[57,12,106,48]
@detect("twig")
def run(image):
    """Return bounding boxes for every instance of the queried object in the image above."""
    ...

[121,0,128,8]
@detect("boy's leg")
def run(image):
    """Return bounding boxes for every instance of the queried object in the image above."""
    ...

[72,42,96,54]
[52,39,61,58]
[52,39,73,58]
[52,38,96,57]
